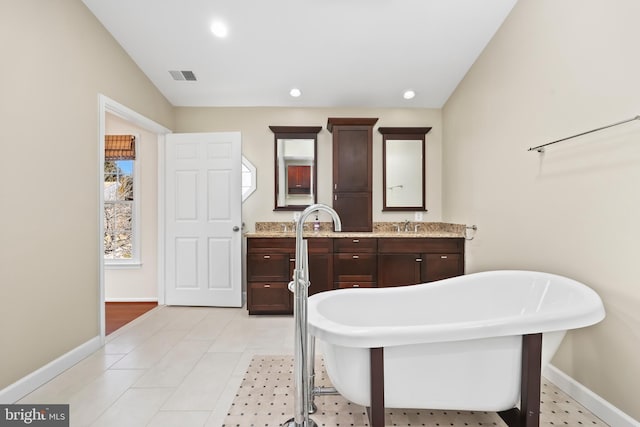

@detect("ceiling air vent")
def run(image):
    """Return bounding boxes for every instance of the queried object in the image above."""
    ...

[169,70,197,81]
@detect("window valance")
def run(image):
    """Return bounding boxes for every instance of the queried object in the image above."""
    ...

[105,135,135,160]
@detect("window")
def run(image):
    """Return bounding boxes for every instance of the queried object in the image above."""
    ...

[241,155,257,202]
[104,135,139,264]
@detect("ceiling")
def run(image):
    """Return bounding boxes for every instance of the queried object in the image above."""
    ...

[82,0,517,108]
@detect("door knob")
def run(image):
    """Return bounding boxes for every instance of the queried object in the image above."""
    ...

[233,226,240,232]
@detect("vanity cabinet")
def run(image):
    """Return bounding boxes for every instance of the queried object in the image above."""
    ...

[333,238,377,289]
[246,237,332,314]
[246,238,294,314]
[246,236,464,314]
[377,238,464,287]
[328,118,378,232]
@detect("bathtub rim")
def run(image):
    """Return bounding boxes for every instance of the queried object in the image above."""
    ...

[308,270,605,349]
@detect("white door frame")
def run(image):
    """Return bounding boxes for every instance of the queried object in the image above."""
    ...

[97,94,171,342]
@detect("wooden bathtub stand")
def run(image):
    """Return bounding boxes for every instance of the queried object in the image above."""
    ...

[367,333,543,427]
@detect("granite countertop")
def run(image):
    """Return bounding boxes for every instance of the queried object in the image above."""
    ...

[244,221,466,239]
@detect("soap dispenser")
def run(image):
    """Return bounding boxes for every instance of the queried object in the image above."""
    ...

[313,214,320,232]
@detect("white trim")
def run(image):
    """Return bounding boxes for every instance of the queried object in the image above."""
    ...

[0,336,101,404]
[157,133,167,305]
[105,261,143,269]
[105,297,158,302]
[98,94,171,341]
[544,364,640,427]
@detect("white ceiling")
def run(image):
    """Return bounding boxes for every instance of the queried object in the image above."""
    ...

[82,0,517,108]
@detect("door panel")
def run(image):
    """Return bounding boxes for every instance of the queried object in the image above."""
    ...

[165,132,242,307]
[378,253,421,287]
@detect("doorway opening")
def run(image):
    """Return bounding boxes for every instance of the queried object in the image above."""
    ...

[98,95,171,341]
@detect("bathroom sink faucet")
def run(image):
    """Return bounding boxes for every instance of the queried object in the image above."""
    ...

[404,220,411,232]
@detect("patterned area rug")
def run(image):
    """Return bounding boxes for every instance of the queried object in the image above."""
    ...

[223,355,608,427]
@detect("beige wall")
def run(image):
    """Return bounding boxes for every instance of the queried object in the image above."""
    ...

[0,0,173,389]
[174,107,442,230]
[443,0,640,419]
[104,114,158,301]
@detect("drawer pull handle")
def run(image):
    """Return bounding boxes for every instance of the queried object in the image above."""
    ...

[263,255,271,259]
[264,284,271,288]
[416,258,423,262]
[289,258,295,262]
[353,284,360,288]
[441,255,448,259]
[352,239,360,243]
[352,255,359,259]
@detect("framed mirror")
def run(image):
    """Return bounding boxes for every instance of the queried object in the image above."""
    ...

[379,127,431,211]
[270,126,321,210]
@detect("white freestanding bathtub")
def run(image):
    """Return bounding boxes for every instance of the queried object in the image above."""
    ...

[308,270,605,416]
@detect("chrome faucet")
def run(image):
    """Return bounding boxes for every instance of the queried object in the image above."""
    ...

[404,219,411,232]
[284,204,342,427]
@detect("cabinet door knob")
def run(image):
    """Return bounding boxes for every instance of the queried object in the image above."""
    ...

[263,255,271,259]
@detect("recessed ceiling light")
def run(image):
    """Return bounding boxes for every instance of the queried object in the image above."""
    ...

[210,20,228,38]
[403,90,416,100]
[289,88,302,98]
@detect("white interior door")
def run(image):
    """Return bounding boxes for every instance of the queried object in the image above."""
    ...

[165,132,242,307]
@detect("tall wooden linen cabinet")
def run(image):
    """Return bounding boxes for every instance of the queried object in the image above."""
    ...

[327,117,379,232]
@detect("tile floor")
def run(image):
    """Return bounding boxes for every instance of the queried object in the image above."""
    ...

[19,305,294,427]
[17,305,607,427]
[224,355,609,427]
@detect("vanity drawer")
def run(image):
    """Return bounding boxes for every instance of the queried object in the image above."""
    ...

[335,282,375,289]
[333,237,377,253]
[247,238,295,253]
[307,238,333,254]
[247,282,291,314]
[247,253,293,282]
[378,238,463,253]
[333,253,377,282]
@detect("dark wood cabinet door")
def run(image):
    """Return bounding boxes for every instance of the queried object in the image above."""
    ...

[378,253,422,287]
[333,253,377,283]
[247,282,291,314]
[308,253,332,295]
[287,165,311,194]
[332,127,372,192]
[422,253,463,282]
[332,192,372,232]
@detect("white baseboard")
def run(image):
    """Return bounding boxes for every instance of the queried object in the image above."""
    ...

[105,297,158,302]
[0,336,102,404]
[544,364,639,427]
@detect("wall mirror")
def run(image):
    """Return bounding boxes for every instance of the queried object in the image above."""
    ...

[379,127,431,211]
[270,126,321,210]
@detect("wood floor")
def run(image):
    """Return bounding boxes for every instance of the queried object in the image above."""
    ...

[105,302,158,335]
